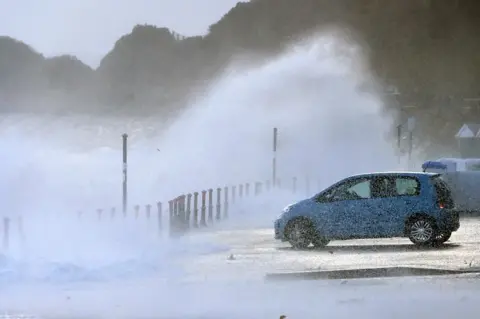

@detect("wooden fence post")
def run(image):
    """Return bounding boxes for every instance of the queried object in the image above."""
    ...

[216,188,222,220]
[224,186,229,219]
[169,197,181,237]
[208,189,214,223]
[232,185,237,204]
[201,190,207,226]
[254,182,262,196]
[186,194,192,226]
[245,183,250,196]
[193,192,199,228]
[168,200,174,230]
[179,195,188,230]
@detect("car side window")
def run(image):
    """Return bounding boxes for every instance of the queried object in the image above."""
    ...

[349,180,371,199]
[395,177,420,196]
[327,178,371,201]
[371,177,396,198]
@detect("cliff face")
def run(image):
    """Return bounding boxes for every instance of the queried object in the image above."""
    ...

[2,0,480,146]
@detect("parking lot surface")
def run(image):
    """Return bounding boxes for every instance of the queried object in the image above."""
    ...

[183,218,480,281]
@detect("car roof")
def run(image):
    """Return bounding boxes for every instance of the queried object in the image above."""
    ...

[347,171,440,179]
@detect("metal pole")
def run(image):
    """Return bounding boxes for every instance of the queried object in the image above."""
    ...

[122,133,128,215]
[408,131,413,170]
[272,127,278,188]
[397,124,402,149]
[406,117,415,171]
[397,124,402,165]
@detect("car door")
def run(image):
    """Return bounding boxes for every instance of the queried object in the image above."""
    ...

[323,177,375,239]
[368,176,398,237]
[371,175,422,237]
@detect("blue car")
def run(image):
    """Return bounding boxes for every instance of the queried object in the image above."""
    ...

[274,172,460,248]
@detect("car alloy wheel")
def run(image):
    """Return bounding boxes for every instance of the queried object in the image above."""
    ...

[410,219,434,244]
[287,219,312,249]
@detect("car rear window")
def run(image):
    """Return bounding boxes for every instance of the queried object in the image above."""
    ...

[430,175,455,208]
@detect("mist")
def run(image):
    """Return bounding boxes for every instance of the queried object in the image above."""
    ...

[0,31,406,318]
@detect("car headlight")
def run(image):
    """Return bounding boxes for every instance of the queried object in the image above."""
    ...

[278,204,292,219]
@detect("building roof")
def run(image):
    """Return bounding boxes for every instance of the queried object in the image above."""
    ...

[456,123,480,138]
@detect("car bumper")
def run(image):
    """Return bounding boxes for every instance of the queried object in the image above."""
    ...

[438,209,460,232]
[274,219,287,241]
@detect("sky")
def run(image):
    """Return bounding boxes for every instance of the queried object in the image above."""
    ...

[0,0,243,67]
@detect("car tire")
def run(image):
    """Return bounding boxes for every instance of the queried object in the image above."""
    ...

[312,236,330,248]
[407,216,437,246]
[434,231,452,245]
[285,218,314,249]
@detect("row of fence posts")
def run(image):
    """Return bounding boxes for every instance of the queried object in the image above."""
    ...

[77,202,164,234]
[75,175,314,224]
[168,176,316,236]
[78,203,163,221]
[0,176,318,249]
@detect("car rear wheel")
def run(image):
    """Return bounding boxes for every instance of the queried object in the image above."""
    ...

[434,231,452,244]
[285,218,314,249]
[407,217,437,245]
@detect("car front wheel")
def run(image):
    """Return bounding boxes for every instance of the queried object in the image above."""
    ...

[312,236,330,248]
[286,218,314,249]
[407,217,437,245]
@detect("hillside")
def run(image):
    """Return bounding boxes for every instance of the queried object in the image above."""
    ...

[1,0,480,147]
[0,36,96,112]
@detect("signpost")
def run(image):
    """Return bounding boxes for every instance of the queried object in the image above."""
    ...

[397,116,416,169]
[406,117,415,169]
[122,133,128,215]
[272,127,278,188]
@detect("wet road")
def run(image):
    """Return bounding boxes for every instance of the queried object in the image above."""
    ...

[182,218,480,281]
